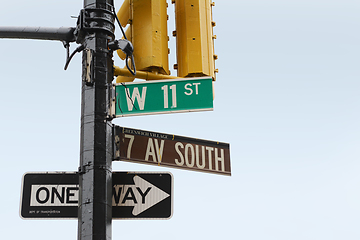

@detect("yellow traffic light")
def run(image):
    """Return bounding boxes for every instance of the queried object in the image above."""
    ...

[116,0,170,83]
[172,0,217,80]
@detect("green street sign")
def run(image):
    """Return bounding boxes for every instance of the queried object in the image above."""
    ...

[114,77,213,117]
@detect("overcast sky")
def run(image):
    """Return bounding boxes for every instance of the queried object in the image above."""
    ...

[0,0,360,239]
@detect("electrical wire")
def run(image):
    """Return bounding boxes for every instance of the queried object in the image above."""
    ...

[112,4,136,76]
[126,54,136,76]
[121,82,138,111]
[64,44,85,70]
[112,6,128,40]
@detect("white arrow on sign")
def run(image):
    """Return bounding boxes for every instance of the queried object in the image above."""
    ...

[112,175,170,216]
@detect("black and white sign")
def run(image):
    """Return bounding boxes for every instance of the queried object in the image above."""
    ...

[20,172,173,219]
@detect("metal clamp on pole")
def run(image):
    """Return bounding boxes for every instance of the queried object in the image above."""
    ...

[74,8,116,43]
[108,39,133,55]
[108,39,136,76]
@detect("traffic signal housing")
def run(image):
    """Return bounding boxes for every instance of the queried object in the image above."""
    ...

[172,0,217,80]
[116,0,170,83]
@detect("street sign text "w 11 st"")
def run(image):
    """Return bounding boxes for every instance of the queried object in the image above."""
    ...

[114,77,213,117]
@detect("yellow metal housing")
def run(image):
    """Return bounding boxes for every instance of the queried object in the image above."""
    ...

[114,66,179,81]
[117,0,131,27]
[116,0,170,76]
[116,0,131,60]
[173,0,217,80]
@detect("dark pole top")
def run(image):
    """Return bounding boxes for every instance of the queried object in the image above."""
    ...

[0,26,76,42]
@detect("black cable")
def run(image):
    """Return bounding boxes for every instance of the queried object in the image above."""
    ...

[121,82,138,111]
[112,4,127,40]
[64,44,85,70]
[126,54,136,76]
[112,4,136,76]
[63,41,70,61]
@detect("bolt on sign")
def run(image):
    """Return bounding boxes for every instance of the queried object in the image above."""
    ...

[114,126,231,176]
[113,77,213,117]
[20,172,173,219]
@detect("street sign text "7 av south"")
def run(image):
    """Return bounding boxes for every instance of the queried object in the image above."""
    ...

[114,77,213,117]
[114,126,231,176]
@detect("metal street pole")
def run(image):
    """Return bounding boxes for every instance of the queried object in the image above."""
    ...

[78,0,115,240]
[0,26,75,42]
[0,1,134,239]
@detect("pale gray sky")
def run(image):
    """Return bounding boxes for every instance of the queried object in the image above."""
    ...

[0,1,359,239]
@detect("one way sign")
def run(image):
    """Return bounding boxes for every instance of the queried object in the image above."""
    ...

[112,172,172,219]
[20,172,173,219]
